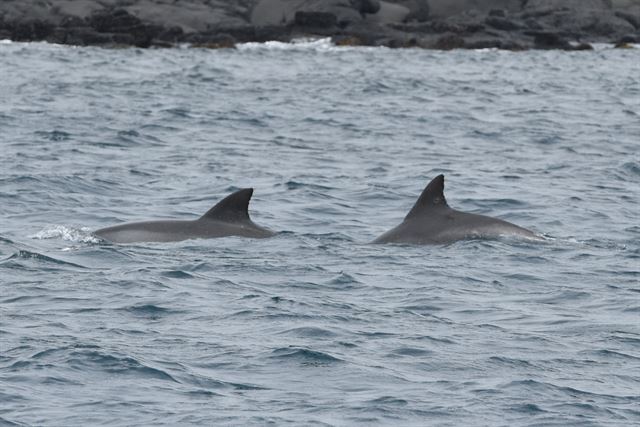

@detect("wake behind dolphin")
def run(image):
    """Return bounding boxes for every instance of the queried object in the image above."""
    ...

[94,188,274,243]
[374,175,540,245]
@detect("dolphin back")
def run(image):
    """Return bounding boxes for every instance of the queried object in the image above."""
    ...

[405,174,448,219]
[374,175,540,245]
[95,188,274,243]
[200,188,254,223]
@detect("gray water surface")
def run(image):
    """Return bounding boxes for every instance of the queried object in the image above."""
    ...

[1,40,639,426]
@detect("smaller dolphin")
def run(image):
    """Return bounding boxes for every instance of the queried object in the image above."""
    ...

[94,188,274,243]
[373,175,540,245]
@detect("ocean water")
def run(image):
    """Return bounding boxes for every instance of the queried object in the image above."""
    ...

[0,39,639,426]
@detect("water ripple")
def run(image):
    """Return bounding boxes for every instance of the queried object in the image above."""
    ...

[0,41,638,426]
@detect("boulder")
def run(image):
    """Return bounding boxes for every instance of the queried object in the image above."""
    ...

[364,1,411,23]
[86,8,163,47]
[522,1,636,39]
[428,0,522,19]
[485,16,524,30]
[61,27,117,46]
[615,10,640,28]
[352,0,381,14]
[531,31,572,48]
[250,0,363,27]
[10,19,55,41]
[125,0,248,33]
[53,0,105,21]
[523,0,612,10]
[434,33,466,49]
[400,0,430,22]
[87,8,143,32]
[611,0,640,7]
[294,11,338,27]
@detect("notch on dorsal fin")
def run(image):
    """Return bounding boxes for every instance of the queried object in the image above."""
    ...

[405,174,448,219]
[200,188,253,222]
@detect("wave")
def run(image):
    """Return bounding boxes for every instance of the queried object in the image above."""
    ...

[120,303,183,319]
[270,347,343,365]
[1,249,87,269]
[277,326,338,338]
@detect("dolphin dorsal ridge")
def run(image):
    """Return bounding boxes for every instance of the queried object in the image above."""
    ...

[201,188,253,222]
[405,174,448,219]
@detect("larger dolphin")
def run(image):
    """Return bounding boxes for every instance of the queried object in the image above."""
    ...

[94,188,274,243]
[373,175,540,244]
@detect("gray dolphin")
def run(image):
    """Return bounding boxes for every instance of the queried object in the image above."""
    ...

[94,188,274,243]
[373,175,540,244]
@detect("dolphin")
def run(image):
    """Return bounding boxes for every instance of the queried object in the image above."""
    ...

[94,188,274,243]
[373,175,540,245]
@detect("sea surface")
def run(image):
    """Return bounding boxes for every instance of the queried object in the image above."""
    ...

[0,39,638,426]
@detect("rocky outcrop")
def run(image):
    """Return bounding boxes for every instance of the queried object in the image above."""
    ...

[520,0,635,41]
[428,0,522,19]
[0,0,638,49]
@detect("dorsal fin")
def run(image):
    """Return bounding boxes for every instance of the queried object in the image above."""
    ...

[200,188,253,222]
[405,174,448,219]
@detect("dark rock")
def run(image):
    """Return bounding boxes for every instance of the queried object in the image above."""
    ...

[524,0,611,11]
[520,1,636,41]
[465,38,503,49]
[60,16,85,28]
[111,33,136,46]
[190,33,237,49]
[137,25,163,47]
[388,19,484,35]
[485,16,523,31]
[427,20,461,33]
[251,0,363,27]
[372,33,418,48]
[577,13,635,37]
[209,25,257,43]
[352,0,381,14]
[524,17,544,30]
[335,24,391,45]
[434,33,465,49]
[615,11,640,29]
[614,34,637,47]
[364,1,410,23]
[11,19,54,41]
[295,11,338,28]
[617,34,638,43]
[63,27,116,45]
[156,26,184,43]
[463,23,486,34]
[401,0,430,22]
[532,31,572,49]
[45,28,67,44]
[521,8,556,19]
[332,34,365,45]
[489,9,507,17]
[429,0,522,19]
[500,40,527,50]
[254,25,293,43]
[88,8,142,33]
[572,42,594,50]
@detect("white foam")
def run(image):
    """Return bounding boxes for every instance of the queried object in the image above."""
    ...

[237,37,342,52]
[31,225,101,244]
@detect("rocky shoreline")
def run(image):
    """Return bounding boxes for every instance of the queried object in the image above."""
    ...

[0,0,638,50]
